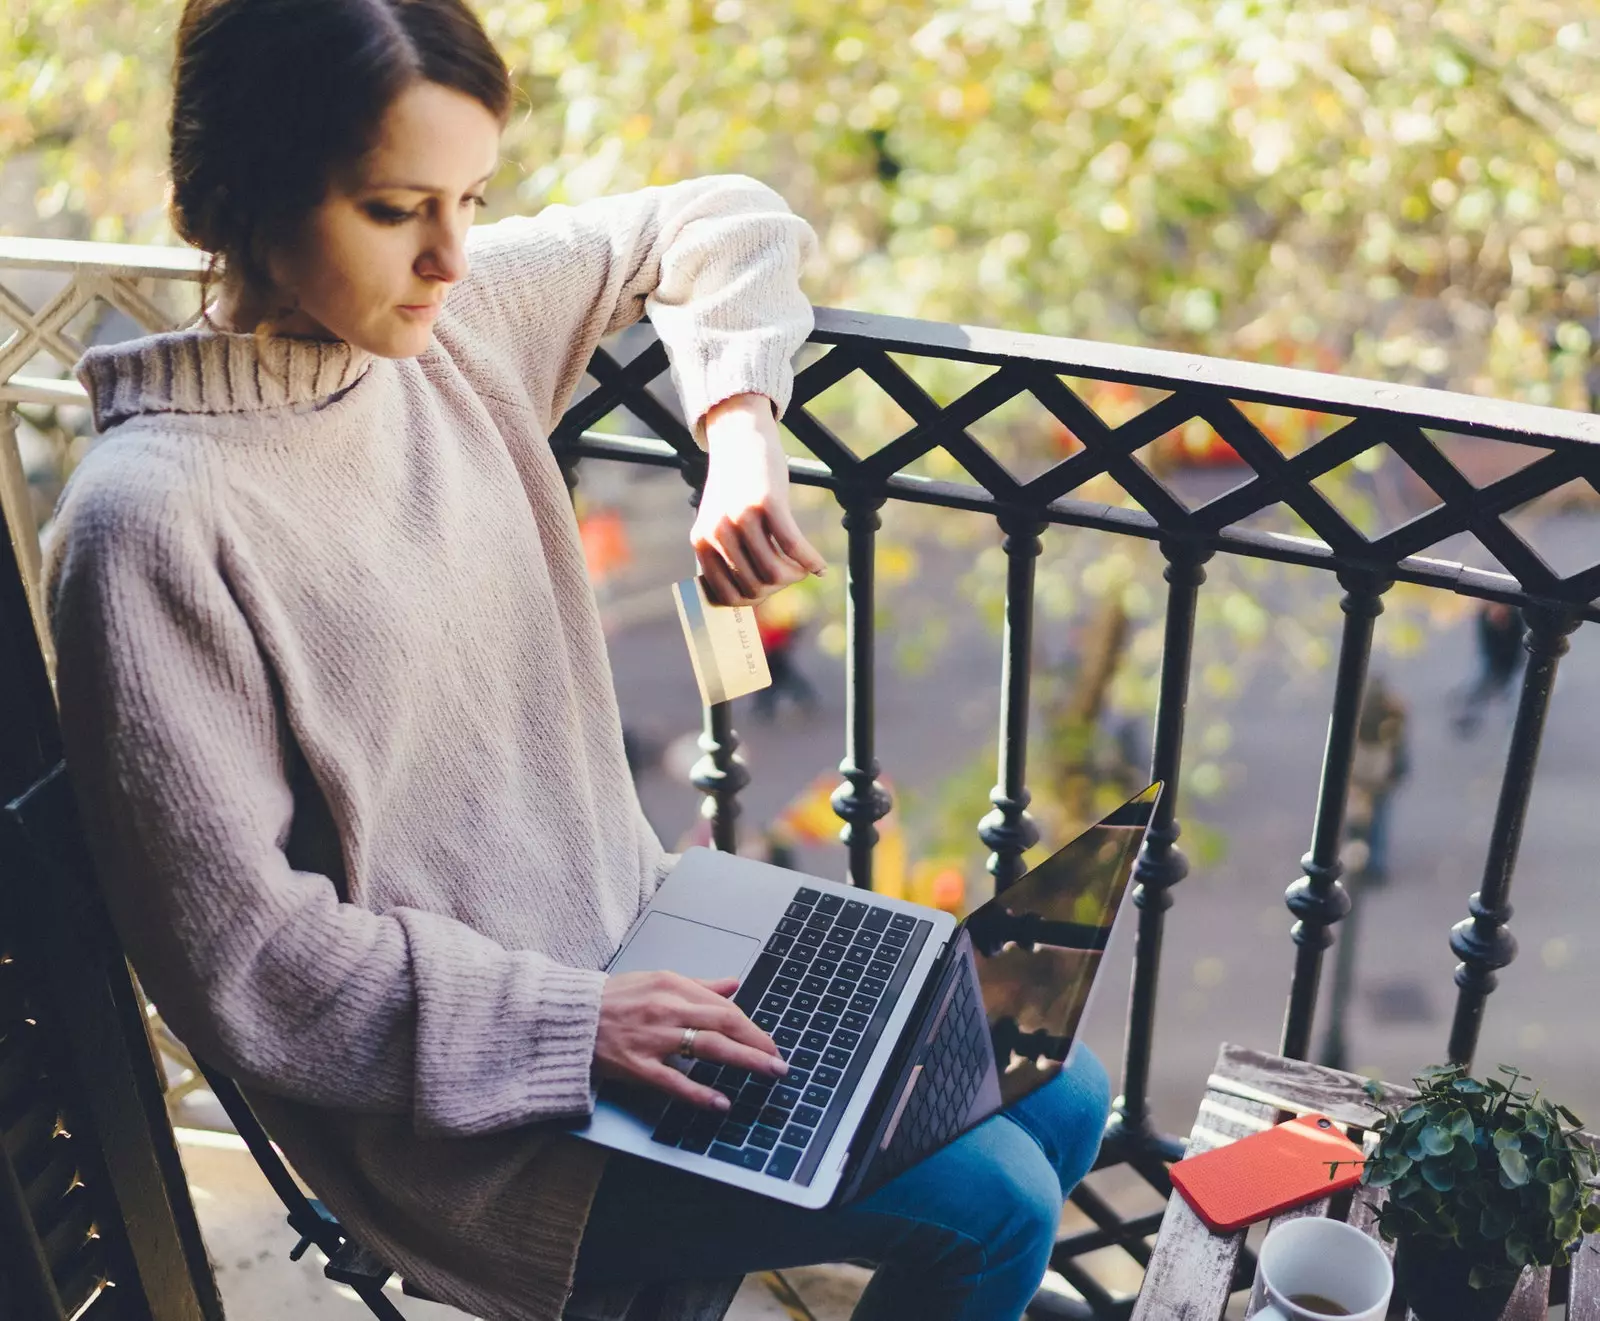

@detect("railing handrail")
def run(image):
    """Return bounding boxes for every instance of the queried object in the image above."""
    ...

[0,236,208,279]
[813,306,1600,452]
[4,235,1596,451]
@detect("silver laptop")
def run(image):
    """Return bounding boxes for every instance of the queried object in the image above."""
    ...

[571,783,1161,1208]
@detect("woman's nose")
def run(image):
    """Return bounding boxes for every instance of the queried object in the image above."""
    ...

[418,225,471,285]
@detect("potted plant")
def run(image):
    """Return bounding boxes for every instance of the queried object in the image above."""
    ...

[1346,1063,1600,1321]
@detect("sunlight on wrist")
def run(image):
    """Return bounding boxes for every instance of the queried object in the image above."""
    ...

[703,393,777,440]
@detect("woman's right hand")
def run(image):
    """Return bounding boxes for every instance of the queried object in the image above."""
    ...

[594,970,788,1111]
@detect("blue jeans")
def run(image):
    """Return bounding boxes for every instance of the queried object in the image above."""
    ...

[573,1047,1112,1321]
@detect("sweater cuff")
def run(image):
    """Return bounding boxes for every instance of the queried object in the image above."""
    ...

[411,955,608,1138]
[679,335,801,449]
[516,960,610,1119]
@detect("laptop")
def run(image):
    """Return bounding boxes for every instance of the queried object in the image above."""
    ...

[572,782,1161,1207]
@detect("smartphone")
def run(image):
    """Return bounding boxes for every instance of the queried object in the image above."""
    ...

[1169,1113,1365,1233]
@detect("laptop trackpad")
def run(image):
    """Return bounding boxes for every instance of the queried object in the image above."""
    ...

[609,912,759,983]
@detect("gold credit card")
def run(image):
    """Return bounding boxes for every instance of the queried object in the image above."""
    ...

[672,577,772,707]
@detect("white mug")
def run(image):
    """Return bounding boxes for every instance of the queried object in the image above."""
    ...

[1254,1217,1394,1320]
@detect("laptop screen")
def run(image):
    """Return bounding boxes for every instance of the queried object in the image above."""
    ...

[963,783,1161,1106]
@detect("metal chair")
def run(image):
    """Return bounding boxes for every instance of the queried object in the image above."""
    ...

[6,762,742,1321]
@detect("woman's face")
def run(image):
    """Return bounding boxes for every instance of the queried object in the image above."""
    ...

[255,80,502,358]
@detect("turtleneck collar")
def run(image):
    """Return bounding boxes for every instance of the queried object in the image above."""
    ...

[76,327,374,433]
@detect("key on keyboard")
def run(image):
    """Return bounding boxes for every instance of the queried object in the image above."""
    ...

[651,885,933,1184]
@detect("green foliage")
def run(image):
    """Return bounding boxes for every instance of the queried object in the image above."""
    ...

[1345,1063,1600,1290]
[7,0,1600,412]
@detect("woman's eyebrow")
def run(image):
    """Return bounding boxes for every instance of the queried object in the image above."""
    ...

[363,170,496,194]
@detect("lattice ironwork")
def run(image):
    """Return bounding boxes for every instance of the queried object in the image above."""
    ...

[556,313,1600,617]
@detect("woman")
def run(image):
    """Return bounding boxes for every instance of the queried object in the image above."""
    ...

[45,2,1111,1319]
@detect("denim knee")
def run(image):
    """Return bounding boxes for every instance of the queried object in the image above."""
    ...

[1004,1045,1113,1195]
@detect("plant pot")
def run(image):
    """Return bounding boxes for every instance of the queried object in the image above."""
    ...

[1394,1235,1519,1321]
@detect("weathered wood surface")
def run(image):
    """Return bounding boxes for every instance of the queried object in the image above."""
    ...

[1208,1043,1401,1130]
[1129,1084,1276,1321]
[1498,1266,1550,1321]
[1140,1045,1594,1321]
[1572,1201,1600,1321]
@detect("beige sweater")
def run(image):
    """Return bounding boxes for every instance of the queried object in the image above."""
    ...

[44,176,816,1321]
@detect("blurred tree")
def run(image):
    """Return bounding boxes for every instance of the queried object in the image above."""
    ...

[8,0,1599,406]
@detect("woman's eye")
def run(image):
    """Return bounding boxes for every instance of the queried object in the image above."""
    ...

[365,203,416,225]
[464,195,488,211]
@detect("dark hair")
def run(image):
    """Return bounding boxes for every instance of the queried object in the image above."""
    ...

[170,0,512,302]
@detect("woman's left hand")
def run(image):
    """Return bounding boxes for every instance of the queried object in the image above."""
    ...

[691,394,827,606]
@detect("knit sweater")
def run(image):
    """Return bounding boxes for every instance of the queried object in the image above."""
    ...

[43,175,816,1321]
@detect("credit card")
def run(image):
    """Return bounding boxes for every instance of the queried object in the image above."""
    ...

[671,576,772,707]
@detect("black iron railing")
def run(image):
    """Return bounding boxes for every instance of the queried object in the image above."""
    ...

[553,306,1600,1317]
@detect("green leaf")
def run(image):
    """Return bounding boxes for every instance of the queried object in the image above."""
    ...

[1556,1209,1581,1243]
[1421,1125,1456,1156]
[1422,1158,1457,1191]
[1493,1128,1522,1151]
[1551,1178,1579,1215]
[1400,1102,1427,1123]
[1556,1103,1583,1126]
[1365,1159,1401,1188]
[1506,1230,1532,1266]
[1447,1108,1476,1139]
[1581,1204,1600,1233]
[1499,1148,1531,1187]
[1452,1079,1487,1095]
[1537,1157,1562,1184]
[1452,1140,1480,1171]
[1479,1203,1514,1238]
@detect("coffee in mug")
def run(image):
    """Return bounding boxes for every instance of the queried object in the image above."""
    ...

[1254,1218,1393,1321]
[1286,1295,1351,1317]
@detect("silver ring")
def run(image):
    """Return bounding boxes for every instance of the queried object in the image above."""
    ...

[677,1027,699,1060]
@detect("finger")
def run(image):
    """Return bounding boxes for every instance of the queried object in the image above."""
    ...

[764,507,828,576]
[688,1000,783,1060]
[691,1031,792,1079]
[692,977,742,997]
[695,553,743,607]
[636,1059,731,1111]
[732,510,791,587]
[711,521,761,598]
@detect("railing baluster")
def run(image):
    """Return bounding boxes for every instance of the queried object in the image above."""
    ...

[1279,568,1392,1060]
[978,510,1046,892]
[690,704,748,854]
[677,452,748,855]
[832,495,890,888]
[1115,540,1211,1145]
[1447,604,1581,1068]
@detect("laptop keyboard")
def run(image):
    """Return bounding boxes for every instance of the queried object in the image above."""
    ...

[873,954,990,1186]
[651,885,932,1185]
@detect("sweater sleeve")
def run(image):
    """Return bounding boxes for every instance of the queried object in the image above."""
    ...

[44,441,607,1137]
[455,174,817,442]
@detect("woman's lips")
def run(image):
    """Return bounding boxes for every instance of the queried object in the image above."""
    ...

[398,302,442,320]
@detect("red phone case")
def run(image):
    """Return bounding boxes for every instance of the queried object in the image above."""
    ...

[1169,1113,1365,1232]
